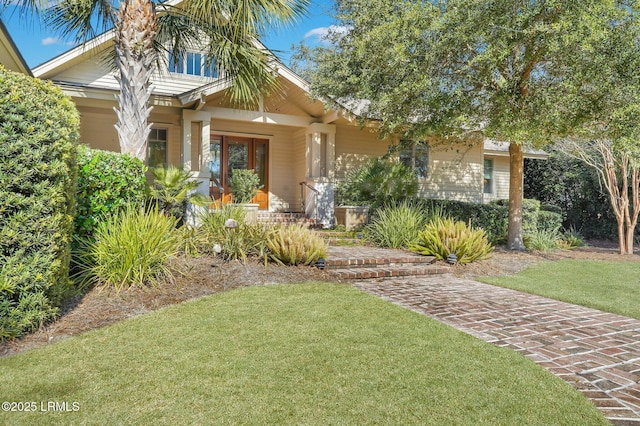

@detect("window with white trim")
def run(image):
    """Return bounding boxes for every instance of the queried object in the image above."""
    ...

[483,158,494,194]
[148,128,168,168]
[399,142,429,178]
[168,51,217,78]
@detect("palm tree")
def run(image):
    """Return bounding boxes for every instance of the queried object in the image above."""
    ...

[13,0,308,162]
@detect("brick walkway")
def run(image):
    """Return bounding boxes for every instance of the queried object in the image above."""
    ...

[354,275,640,425]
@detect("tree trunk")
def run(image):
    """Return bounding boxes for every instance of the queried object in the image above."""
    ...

[507,142,525,250]
[113,0,158,163]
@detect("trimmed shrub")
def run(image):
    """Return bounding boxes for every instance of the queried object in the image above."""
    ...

[335,158,418,207]
[537,210,563,233]
[0,66,79,340]
[364,201,432,248]
[410,218,494,264]
[74,206,180,291]
[76,145,146,239]
[266,225,328,266]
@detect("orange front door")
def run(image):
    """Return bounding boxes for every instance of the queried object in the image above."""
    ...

[209,135,269,209]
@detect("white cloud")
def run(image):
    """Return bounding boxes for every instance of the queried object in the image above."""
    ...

[304,25,350,42]
[41,37,61,46]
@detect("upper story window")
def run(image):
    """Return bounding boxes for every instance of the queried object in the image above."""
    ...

[483,158,494,194]
[168,51,218,78]
[399,142,429,178]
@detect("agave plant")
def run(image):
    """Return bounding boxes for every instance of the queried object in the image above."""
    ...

[411,218,494,264]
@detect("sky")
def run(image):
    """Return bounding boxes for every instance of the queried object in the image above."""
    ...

[1,1,336,69]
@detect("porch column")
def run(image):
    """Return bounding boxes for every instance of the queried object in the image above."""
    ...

[304,123,336,228]
[182,109,212,197]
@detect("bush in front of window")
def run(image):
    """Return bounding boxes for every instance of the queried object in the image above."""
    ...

[335,158,418,207]
[75,145,147,240]
[0,66,79,340]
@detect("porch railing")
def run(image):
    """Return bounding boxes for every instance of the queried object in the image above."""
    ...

[299,181,319,221]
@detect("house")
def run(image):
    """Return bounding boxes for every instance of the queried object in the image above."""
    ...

[0,19,31,75]
[32,28,546,227]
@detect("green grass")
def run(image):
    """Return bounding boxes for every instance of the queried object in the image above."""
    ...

[480,260,640,319]
[0,283,606,425]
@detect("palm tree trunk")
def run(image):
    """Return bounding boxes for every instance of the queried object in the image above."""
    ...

[113,0,158,163]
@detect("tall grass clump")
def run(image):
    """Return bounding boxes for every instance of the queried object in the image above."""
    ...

[364,201,432,248]
[74,206,179,291]
[524,229,560,252]
[266,225,328,265]
[197,205,267,260]
[411,218,494,264]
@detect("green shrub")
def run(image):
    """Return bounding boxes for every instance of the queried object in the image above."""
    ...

[266,225,328,266]
[559,226,585,249]
[74,206,180,291]
[76,145,146,239]
[411,218,494,264]
[229,169,262,204]
[149,165,210,224]
[335,158,418,207]
[197,205,267,260]
[364,201,432,248]
[537,210,563,233]
[0,66,79,340]
[524,229,560,252]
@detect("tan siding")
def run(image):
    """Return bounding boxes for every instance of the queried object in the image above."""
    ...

[78,107,119,152]
[483,156,510,202]
[334,125,390,179]
[53,57,219,96]
[77,105,182,167]
[418,142,484,203]
[210,119,300,212]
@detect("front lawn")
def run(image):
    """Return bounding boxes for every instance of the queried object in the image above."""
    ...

[0,283,606,425]
[480,259,640,319]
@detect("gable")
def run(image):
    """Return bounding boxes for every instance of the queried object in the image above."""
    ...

[0,20,30,75]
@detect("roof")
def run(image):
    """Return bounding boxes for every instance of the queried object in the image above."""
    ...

[0,19,31,75]
[483,139,548,159]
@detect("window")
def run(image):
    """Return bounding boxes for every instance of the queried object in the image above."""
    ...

[168,51,217,78]
[148,128,168,168]
[483,158,493,194]
[399,142,429,178]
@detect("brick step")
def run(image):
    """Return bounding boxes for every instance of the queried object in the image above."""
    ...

[330,264,450,280]
[257,212,319,228]
[324,255,437,269]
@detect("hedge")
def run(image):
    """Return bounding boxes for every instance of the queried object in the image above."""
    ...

[75,145,147,240]
[418,198,562,244]
[0,66,79,340]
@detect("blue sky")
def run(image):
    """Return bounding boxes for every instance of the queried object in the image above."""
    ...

[1,1,336,69]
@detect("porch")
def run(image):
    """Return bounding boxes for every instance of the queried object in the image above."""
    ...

[181,109,337,227]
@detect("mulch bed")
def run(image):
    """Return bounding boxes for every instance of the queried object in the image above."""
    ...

[2,240,638,357]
